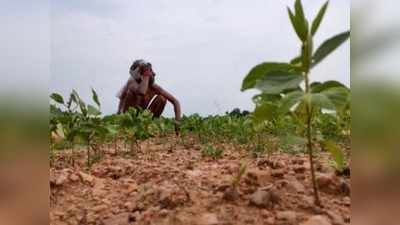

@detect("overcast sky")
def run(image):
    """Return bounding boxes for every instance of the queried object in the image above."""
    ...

[49,0,350,117]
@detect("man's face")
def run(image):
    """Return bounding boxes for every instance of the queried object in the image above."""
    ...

[139,63,155,77]
[138,63,155,86]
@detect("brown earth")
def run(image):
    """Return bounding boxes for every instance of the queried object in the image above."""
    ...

[50,136,350,225]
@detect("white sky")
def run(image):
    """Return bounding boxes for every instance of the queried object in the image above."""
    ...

[48,0,350,116]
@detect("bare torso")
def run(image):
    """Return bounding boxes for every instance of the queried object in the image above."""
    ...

[124,86,157,110]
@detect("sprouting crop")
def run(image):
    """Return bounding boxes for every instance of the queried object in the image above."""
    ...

[241,0,350,206]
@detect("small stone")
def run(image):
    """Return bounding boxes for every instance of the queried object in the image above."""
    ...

[261,209,271,218]
[293,165,306,173]
[326,211,344,225]
[124,202,137,211]
[286,177,305,193]
[249,187,280,208]
[249,189,271,208]
[265,217,275,225]
[92,178,106,196]
[125,183,138,194]
[342,197,350,206]
[246,169,272,186]
[276,211,297,224]
[199,213,219,225]
[92,204,108,213]
[222,185,239,201]
[69,174,79,182]
[159,209,169,217]
[301,195,314,208]
[316,173,340,193]
[316,173,333,188]
[55,173,68,186]
[102,212,130,225]
[271,169,285,179]
[79,172,95,185]
[86,212,98,223]
[300,215,332,225]
[53,210,65,218]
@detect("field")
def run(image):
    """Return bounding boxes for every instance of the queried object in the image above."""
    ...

[50,1,350,224]
[49,89,350,225]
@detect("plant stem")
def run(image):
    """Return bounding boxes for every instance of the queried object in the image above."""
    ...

[304,70,321,206]
[87,140,91,168]
[130,137,135,155]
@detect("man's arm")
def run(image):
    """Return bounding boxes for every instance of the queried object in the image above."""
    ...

[152,84,181,121]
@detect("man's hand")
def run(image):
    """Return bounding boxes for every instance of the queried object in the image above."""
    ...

[174,120,180,136]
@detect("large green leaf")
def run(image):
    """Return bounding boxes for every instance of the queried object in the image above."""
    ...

[253,103,277,122]
[252,93,281,106]
[311,80,347,93]
[91,88,100,107]
[312,31,350,66]
[320,87,350,110]
[280,90,304,114]
[311,1,329,36]
[50,93,64,104]
[309,93,336,110]
[255,71,304,94]
[241,62,293,91]
[322,140,345,171]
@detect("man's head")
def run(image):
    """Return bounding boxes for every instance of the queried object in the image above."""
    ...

[130,59,155,85]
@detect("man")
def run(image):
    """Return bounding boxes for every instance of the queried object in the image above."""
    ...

[117,59,181,134]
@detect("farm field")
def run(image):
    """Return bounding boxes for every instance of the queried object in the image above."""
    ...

[50,134,350,225]
[50,87,350,225]
[49,1,350,224]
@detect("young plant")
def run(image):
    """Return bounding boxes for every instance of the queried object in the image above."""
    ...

[117,108,155,155]
[50,89,109,167]
[201,144,224,160]
[241,0,349,206]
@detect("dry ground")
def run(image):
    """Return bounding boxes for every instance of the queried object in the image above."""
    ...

[50,136,350,225]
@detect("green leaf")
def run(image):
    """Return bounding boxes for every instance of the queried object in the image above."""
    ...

[309,93,336,110]
[311,1,329,36]
[311,80,347,93]
[87,104,101,116]
[253,103,277,122]
[320,87,350,110]
[255,71,304,94]
[50,93,64,104]
[322,140,345,171]
[290,55,302,65]
[295,0,309,41]
[294,0,306,24]
[241,62,293,91]
[312,31,350,66]
[280,90,304,114]
[252,93,281,106]
[287,7,308,41]
[91,88,101,107]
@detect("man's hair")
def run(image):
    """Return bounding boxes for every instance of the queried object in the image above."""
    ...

[130,59,146,71]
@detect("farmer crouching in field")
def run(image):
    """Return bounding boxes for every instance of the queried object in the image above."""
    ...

[117,59,181,134]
